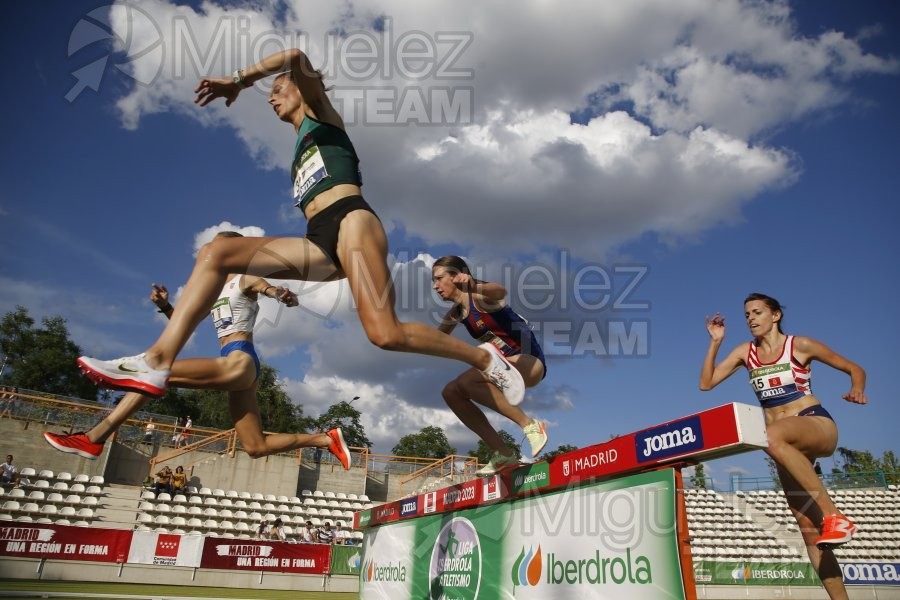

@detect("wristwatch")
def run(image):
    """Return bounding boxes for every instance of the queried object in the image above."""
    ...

[232,69,251,89]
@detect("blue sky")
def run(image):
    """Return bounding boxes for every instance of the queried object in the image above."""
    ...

[2,1,898,487]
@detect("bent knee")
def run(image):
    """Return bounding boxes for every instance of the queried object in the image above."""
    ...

[242,440,269,459]
[244,446,268,459]
[196,239,228,268]
[442,380,466,405]
[365,328,406,351]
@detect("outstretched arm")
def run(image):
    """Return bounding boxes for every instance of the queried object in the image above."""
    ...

[194,48,333,113]
[452,273,507,312]
[438,304,462,334]
[699,313,746,390]
[151,284,174,319]
[245,276,299,307]
[794,336,868,405]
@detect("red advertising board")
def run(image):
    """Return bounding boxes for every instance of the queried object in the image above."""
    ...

[355,403,766,529]
[546,403,749,491]
[0,521,132,562]
[199,539,331,574]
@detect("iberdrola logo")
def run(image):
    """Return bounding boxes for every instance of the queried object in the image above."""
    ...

[365,559,407,583]
[731,564,751,580]
[511,545,542,589]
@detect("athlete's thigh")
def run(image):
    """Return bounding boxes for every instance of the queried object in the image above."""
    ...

[768,415,838,458]
[214,235,341,282]
[335,211,397,323]
[169,354,255,390]
[507,354,544,387]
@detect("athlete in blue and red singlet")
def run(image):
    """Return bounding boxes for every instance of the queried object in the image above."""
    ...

[700,292,867,600]
[432,256,548,475]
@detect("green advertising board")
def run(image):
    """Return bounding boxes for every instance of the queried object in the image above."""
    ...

[330,544,363,576]
[692,560,818,586]
[360,469,685,599]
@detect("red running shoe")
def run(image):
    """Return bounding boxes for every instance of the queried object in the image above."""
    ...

[327,428,351,470]
[815,514,858,549]
[44,431,104,460]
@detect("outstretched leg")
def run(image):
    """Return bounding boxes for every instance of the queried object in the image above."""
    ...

[777,466,848,600]
[442,355,547,459]
[49,353,260,456]
[338,211,525,403]
[148,236,339,367]
[767,415,849,600]
[228,386,330,458]
[765,415,841,517]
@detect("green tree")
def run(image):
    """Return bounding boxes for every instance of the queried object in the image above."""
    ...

[0,306,97,398]
[316,400,371,449]
[392,425,455,458]
[689,463,708,489]
[144,388,197,422]
[467,430,521,464]
[764,456,783,490]
[836,446,882,473]
[145,364,311,434]
[882,450,900,485]
[835,446,900,486]
[539,443,579,460]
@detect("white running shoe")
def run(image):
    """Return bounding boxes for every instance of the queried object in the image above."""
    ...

[479,343,525,406]
[476,452,519,475]
[77,353,170,397]
[523,419,548,459]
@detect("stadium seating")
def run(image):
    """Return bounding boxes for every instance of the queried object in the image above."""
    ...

[685,484,900,562]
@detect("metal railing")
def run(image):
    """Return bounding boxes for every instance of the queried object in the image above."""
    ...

[397,454,480,497]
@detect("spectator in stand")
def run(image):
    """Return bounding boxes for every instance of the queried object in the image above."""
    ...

[1,454,19,486]
[333,522,350,545]
[256,519,269,540]
[180,416,193,447]
[171,416,184,447]
[268,518,287,541]
[154,466,174,496]
[172,465,187,495]
[316,521,335,544]
[0,387,16,419]
[297,520,315,543]
[814,461,823,476]
[143,418,156,444]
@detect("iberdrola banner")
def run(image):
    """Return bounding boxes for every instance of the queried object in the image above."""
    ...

[360,469,685,599]
[692,560,818,586]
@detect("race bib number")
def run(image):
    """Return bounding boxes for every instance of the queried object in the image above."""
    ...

[749,363,797,403]
[211,297,233,331]
[293,142,329,205]
[476,331,513,355]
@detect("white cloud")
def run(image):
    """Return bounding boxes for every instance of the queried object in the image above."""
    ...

[108,0,895,263]
[98,0,898,444]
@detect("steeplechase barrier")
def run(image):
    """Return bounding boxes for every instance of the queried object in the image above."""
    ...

[353,402,768,599]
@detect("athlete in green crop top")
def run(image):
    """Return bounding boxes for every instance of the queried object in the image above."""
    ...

[77,48,526,412]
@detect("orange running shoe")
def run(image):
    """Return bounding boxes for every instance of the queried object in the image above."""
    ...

[815,514,857,549]
[327,428,351,470]
[44,431,104,460]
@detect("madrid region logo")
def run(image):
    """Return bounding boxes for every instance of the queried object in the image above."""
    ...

[67,3,164,102]
[511,545,542,588]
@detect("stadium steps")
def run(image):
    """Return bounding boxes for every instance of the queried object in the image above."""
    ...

[92,483,144,529]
